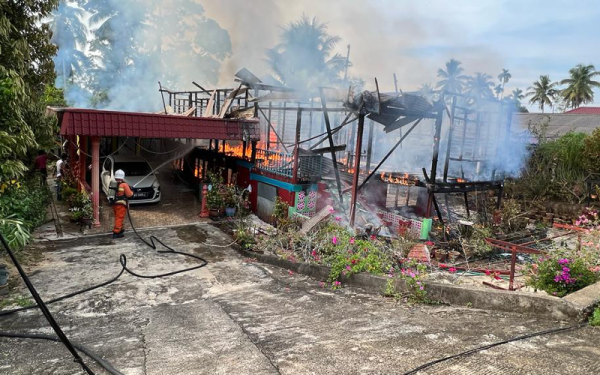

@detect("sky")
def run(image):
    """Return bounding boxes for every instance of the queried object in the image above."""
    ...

[201,0,600,111]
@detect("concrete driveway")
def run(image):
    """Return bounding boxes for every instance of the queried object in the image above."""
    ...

[1,223,599,374]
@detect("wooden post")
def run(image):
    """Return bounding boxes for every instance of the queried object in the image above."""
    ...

[365,119,374,174]
[319,87,344,203]
[91,137,100,227]
[292,108,302,184]
[426,104,444,218]
[349,114,365,227]
[251,141,257,163]
[79,136,87,186]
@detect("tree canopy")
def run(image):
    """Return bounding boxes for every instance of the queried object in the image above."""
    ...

[560,64,600,109]
[0,0,62,182]
[266,15,349,90]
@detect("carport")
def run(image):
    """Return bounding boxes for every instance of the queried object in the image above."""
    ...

[51,107,260,226]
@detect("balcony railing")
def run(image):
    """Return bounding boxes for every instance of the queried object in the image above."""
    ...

[254,149,322,182]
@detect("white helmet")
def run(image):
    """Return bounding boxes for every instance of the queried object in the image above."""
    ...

[115,169,125,179]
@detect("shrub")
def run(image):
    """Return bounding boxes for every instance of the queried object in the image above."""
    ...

[0,177,50,250]
[590,307,600,327]
[527,253,599,297]
[398,259,429,303]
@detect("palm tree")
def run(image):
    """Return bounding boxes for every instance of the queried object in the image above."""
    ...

[497,68,512,99]
[494,84,503,99]
[435,58,467,94]
[418,83,435,100]
[560,64,600,109]
[266,15,347,90]
[464,73,495,101]
[49,3,90,88]
[526,75,558,113]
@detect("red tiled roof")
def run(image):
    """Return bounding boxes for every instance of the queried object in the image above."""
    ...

[564,107,600,115]
[55,108,260,141]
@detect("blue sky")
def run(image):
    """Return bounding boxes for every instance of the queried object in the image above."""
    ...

[203,0,600,111]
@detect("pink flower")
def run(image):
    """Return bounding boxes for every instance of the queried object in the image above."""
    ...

[319,281,325,288]
[329,208,335,213]
[346,265,351,271]
[350,237,355,244]
[370,235,376,240]
[425,241,434,246]
[448,267,457,273]
[311,250,317,257]
[439,263,448,269]
[288,270,294,275]
[332,236,337,245]
[335,216,341,222]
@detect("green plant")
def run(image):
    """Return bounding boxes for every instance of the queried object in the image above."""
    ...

[223,185,238,208]
[590,306,600,327]
[206,171,224,210]
[273,196,289,223]
[0,177,49,250]
[234,227,256,250]
[68,191,93,221]
[0,295,33,308]
[399,259,429,303]
[527,252,599,297]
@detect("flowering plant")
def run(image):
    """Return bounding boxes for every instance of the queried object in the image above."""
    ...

[527,252,599,297]
[399,260,429,302]
[575,207,600,227]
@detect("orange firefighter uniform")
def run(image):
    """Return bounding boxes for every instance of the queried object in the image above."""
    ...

[113,181,133,236]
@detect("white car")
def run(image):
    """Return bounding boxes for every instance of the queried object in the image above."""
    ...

[101,155,161,204]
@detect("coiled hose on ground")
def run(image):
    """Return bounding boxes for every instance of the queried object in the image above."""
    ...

[0,206,210,374]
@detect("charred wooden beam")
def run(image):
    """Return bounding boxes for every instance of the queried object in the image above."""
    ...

[311,144,347,154]
[365,119,374,174]
[319,87,344,204]
[350,114,366,227]
[292,108,302,184]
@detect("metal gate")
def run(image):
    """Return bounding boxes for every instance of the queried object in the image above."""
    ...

[257,182,277,224]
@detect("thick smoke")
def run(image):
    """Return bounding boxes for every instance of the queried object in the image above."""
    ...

[51,0,232,111]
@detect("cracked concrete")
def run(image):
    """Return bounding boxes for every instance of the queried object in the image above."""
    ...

[1,223,599,374]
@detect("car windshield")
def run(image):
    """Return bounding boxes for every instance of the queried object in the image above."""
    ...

[114,162,152,177]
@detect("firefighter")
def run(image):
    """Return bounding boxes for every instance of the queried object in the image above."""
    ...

[112,169,133,239]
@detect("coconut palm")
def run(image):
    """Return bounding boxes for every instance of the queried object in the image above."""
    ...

[435,58,467,94]
[266,15,347,90]
[497,68,511,99]
[418,83,435,100]
[560,64,600,109]
[464,73,495,101]
[494,84,503,99]
[526,75,558,113]
[49,3,90,88]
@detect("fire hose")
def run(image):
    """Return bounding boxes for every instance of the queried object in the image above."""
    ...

[0,205,211,374]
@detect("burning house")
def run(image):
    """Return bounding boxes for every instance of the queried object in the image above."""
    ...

[163,67,516,238]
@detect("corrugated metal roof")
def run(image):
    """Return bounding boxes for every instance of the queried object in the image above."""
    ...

[512,113,600,141]
[565,107,600,115]
[55,108,260,141]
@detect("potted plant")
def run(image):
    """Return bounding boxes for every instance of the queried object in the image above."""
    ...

[206,171,224,217]
[223,185,238,217]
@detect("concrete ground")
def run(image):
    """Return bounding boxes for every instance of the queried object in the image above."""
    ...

[1,223,600,374]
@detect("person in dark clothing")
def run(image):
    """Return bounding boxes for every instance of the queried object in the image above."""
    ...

[34,150,48,186]
[56,153,68,200]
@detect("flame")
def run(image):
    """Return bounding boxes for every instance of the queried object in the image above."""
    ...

[223,143,251,160]
[379,172,417,186]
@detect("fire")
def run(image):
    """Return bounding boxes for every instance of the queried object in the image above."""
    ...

[194,159,203,178]
[223,142,251,160]
[255,149,292,169]
[379,172,418,186]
